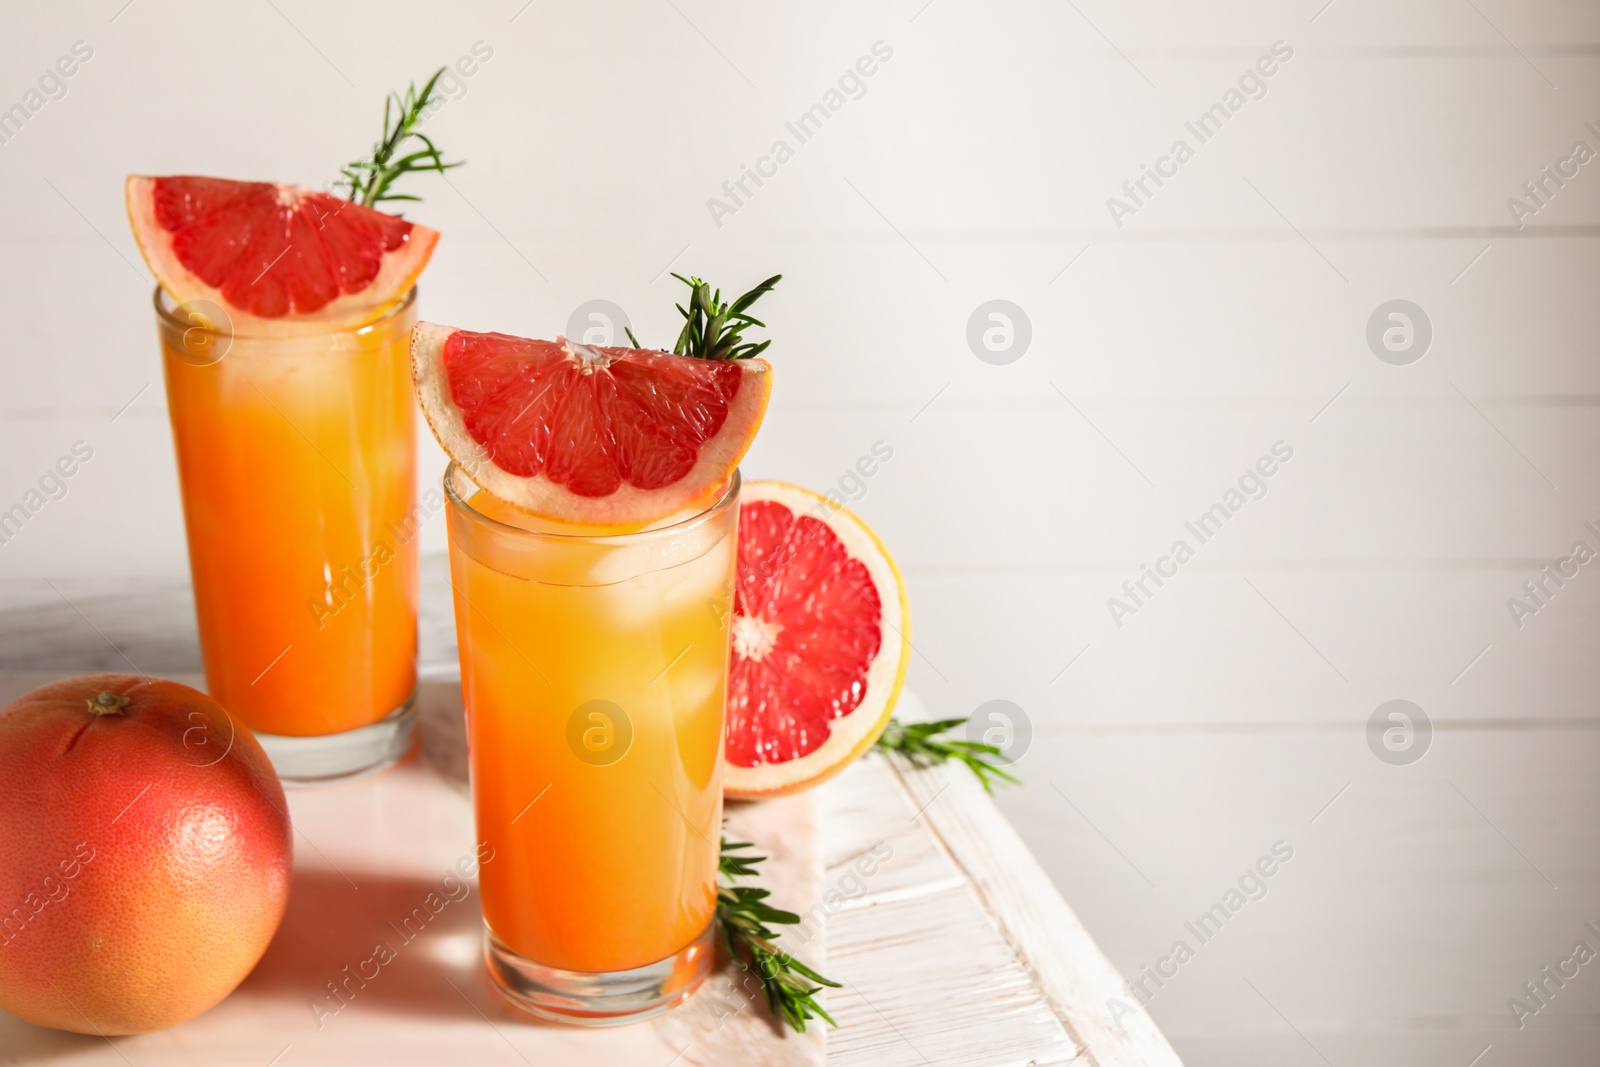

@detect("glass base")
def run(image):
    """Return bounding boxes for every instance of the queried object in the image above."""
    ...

[254,694,417,786]
[485,924,715,1026]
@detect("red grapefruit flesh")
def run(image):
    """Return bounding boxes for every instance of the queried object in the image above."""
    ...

[126,175,438,325]
[0,674,292,1035]
[723,481,909,798]
[412,323,771,527]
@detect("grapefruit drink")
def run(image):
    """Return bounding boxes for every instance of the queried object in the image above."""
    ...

[414,323,770,1023]
[445,468,738,1022]
[131,174,440,783]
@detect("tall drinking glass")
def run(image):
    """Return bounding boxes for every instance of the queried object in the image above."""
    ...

[156,288,419,784]
[444,463,738,1025]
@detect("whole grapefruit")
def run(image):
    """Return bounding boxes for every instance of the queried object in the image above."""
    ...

[0,674,292,1035]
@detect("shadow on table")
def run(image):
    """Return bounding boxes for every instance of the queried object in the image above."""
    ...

[241,865,527,1026]
[0,870,544,1063]
[0,1012,105,1062]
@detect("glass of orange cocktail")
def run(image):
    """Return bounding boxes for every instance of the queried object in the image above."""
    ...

[156,289,420,783]
[128,71,456,784]
[443,462,738,1025]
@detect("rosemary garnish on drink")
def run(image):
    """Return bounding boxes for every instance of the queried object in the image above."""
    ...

[718,836,840,1032]
[628,273,781,360]
[337,68,463,208]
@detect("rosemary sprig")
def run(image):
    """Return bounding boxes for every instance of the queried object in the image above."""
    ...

[718,836,840,1032]
[337,67,463,208]
[626,273,782,358]
[876,717,1021,793]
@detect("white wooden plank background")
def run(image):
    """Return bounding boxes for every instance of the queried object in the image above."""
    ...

[3,1,1599,1062]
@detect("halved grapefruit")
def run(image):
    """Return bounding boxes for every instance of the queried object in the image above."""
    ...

[126,175,438,325]
[412,323,771,527]
[723,481,909,798]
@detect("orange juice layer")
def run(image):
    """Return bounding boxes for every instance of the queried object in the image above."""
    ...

[161,318,418,737]
[450,491,732,974]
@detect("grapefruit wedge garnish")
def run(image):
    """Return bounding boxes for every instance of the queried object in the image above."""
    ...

[126,175,438,325]
[411,323,772,527]
[723,481,909,798]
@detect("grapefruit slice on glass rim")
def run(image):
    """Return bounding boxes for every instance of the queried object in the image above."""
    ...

[411,323,772,528]
[126,175,438,326]
[723,480,909,798]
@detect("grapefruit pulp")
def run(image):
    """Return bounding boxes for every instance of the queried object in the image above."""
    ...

[723,480,909,798]
[126,174,437,324]
[412,323,771,527]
